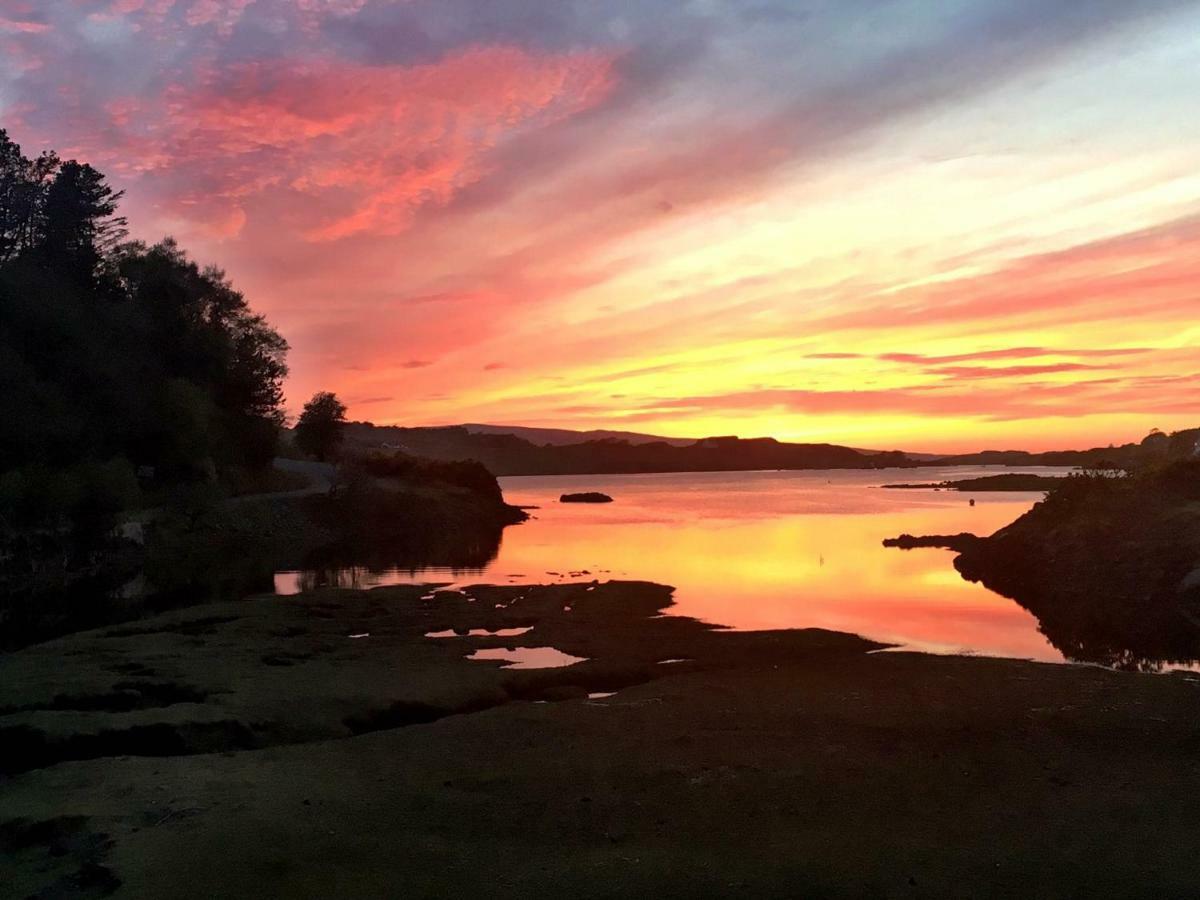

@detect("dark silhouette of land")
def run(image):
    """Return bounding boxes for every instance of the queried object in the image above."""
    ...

[882,473,1065,491]
[461,423,698,447]
[883,533,980,552]
[344,424,922,475]
[888,461,1200,671]
[344,421,1200,477]
[1,129,293,618]
[560,492,614,503]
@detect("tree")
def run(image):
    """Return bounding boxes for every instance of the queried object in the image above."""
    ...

[1,132,290,498]
[37,161,126,286]
[0,129,58,264]
[294,392,347,462]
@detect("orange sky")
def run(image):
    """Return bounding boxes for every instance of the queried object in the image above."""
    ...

[3,0,1198,452]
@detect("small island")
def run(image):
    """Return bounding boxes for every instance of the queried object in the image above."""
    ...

[882,473,1066,491]
[559,492,614,503]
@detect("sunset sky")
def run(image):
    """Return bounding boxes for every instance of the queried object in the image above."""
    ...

[2,0,1198,452]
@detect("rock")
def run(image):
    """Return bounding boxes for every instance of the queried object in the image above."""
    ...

[559,492,613,504]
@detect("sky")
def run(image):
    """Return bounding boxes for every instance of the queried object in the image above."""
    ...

[2,0,1198,452]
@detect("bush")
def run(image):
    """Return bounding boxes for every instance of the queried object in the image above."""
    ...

[351,451,503,501]
[0,457,140,532]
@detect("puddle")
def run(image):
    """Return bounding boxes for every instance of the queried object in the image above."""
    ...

[467,647,587,669]
[587,691,616,699]
[657,658,690,664]
[425,627,533,639]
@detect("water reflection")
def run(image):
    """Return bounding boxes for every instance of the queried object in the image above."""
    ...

[16,466,1191,672]
[956,559,1200,673]
[278,467,1200,670]
[467,646,588,669]
[283,468,1072,661]
[2,499,507,650]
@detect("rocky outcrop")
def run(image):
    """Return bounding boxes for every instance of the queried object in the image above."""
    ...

[882,533,980,552]
[949,463,1200,670]
[882,474,1064,492]
[559,492,614,504]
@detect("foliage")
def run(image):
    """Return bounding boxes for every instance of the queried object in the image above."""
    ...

[295,391,348,462]
[0,458,141,533]
[1039,459,1200,516]
[351,450,504,502]
[0,127,289,530]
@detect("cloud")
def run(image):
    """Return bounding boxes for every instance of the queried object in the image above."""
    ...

[924,362,1108,380]
[348,395,393,406]
[803,213,1200,348]
[608,372,1194,424]
[0,16,52,34]
[5,0,1200,449]
[879,347,1152,366]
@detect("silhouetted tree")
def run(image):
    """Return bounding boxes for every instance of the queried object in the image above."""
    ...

[118,239,290,470]
[0,127,290,527]
[37,161,126,286]
[0,129,58,264]
[295,392,347,462]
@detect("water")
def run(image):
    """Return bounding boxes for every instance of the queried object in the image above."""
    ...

[276,466,1074,662]
[467,647,589,669]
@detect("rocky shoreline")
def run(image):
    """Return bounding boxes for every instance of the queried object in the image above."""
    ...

[889,462,1200,670]
[1,458,527,653]
[881,473,1064,492]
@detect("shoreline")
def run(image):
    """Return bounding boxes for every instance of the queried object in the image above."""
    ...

[889,461,1200,672]
[5,579,1200,897]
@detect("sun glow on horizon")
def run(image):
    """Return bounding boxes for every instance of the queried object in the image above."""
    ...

[3,0,1197,451]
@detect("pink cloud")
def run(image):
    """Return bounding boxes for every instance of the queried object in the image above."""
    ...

[0,16,51,34]
[879,347,1151,366]
[602,373,1196,424]
[923,363,1109,380]
[826,215,1200,334]
[74,45,616,243]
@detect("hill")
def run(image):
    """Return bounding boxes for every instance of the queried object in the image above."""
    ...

[338,422,1200,478]
[341,423,916,475]
[460,423,696,447]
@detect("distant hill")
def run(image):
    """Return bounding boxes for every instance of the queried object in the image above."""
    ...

[337,422,1200,478]
[460,423,696,447]
[342,423,915,476]
[935,427,1200,469]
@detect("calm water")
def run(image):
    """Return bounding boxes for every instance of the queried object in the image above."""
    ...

[276,466,1075,662]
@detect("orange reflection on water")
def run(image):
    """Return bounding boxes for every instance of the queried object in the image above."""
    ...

[495,469,1061,660]
[277,467,1068,662]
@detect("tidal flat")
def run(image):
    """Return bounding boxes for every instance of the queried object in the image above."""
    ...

[4,581,1200,898]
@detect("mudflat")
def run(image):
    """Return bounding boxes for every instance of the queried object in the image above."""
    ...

[4,581,1200,898]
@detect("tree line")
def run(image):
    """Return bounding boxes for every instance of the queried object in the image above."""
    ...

[0,128,290,530]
